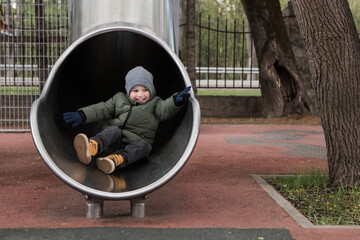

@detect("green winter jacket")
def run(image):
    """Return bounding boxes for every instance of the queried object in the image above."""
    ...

[78,92,183,150]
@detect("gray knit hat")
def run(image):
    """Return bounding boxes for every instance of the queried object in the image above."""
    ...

[125,66,155,96]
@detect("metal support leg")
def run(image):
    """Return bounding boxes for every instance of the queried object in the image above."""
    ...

[84,195,104,219]
[130,195,149,218]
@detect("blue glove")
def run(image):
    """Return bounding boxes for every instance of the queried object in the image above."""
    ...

[175,86,191,106]
[63,112,84,128]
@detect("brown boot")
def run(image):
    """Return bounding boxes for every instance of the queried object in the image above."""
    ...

[96,154,124,174]
[73,134,99,165]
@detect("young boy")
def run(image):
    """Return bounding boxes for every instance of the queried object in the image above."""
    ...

[63,66,191,174]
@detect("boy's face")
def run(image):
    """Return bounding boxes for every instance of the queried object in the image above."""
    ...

[129,85,150,104]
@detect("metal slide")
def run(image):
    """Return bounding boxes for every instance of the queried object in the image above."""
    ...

[30,0,200,218]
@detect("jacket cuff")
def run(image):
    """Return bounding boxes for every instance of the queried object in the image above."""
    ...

[173,94,183,107]
[77,110,87,123]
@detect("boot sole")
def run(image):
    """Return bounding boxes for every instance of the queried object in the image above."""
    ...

[74,134,92,165]
[96,157,115,174]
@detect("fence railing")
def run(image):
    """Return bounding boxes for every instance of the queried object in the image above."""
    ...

[192,14,258,89]
[0,1,257,132]
[0,0,68,132]
[196,67,259,88]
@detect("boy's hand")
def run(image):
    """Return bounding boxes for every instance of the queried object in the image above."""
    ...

[63,112,84,128]
[175,86,191,106]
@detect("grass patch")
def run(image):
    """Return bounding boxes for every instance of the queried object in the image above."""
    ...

[197,89,261,96]
[265,173,360,225]
[0,86,40,95]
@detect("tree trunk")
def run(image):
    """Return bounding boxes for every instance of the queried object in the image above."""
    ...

[179,0,185,58]
[35,0,48,91]
[5,1,14,79]
[292,0,360,188]
[241,0,314,117]
[186,0,197,94]
[15,0,22,77]
[245,17,257,81]
[0,4,6,31]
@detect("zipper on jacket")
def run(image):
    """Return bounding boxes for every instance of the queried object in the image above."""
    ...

[121,104,135,129]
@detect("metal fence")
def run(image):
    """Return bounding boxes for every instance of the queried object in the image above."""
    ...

[0,0,68,132]
[190,13,259,88]
[0,1,258,132]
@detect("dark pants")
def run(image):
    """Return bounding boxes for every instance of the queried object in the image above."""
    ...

[90,126,150,168]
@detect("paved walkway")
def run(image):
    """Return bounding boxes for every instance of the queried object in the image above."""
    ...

[0,124,359,240]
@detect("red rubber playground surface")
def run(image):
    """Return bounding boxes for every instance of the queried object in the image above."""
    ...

[1,124,360,239]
